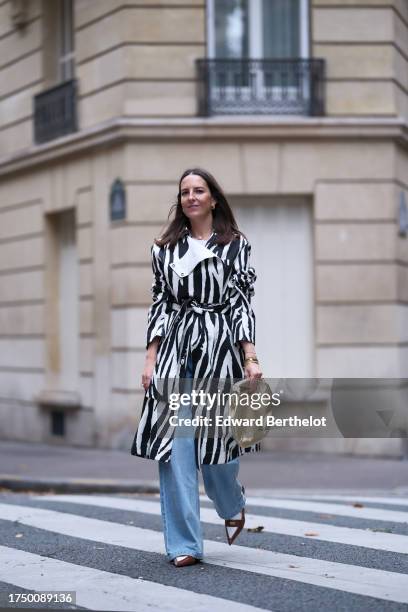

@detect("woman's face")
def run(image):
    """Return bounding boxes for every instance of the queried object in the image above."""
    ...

[180,174,215,221]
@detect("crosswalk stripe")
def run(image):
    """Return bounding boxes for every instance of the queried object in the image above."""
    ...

[0,545,265,612]
[1,501,407,603]
[37,494,408,555]
[276,495,408,508]
[236,497,408,524]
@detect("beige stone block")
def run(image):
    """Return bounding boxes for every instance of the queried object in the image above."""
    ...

[76,189,93,225]
[0,339,44,368]
[0,84,41,131]
[0,400,45,442]
[75,0,123,28]
[0,236,44,272]
[317,264,397,301]
[0,119,31,157]
[0,270,43,302]
[77,7,204,62]
[123,7,204,43]
[76,10,122,61]
[123,142,244,187]
[79,84,124,129]
[0,51,42,98]
[111,307,147,348]
[0,172,48,210]
[123,81,197,116]
[325,81,396,116]
[315,182,397,221]
[44,161,91,215]
[78,45,202,96]
[397,265,408,301]
[316,346,405,378]
[111,225,162,265]
[0,202,43,240]
[127,44,204,80]
[79,337,94,374]
[240,143,281,193]
[313,44,394,79]
[0,304,44,335]
[0,371,45,402]
[111,266,151,306]
[77,48,126,97]
[80,300,94,334]
[0,18,41,67]
[78,376,94,410]
[317,304,408,344]
[316,223,396,261]
[281,142,394,193]
[126,183,176,223]
[112,350,145,390]
[313,7,393,42]
[77,226,93,260]
[79,262,93,297]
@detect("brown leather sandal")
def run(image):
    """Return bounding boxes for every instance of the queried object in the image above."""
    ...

[225,507,245,545]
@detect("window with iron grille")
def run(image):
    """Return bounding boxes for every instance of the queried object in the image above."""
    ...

[34,0,77,143]
[199,0,324,116]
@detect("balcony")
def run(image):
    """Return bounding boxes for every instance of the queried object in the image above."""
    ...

[34,79,78,145]
[196,58,325,117]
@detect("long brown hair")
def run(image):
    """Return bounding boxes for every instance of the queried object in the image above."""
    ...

[155,168,244,247]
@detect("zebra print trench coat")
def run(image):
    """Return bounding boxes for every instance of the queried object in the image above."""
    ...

[130,228,260,467]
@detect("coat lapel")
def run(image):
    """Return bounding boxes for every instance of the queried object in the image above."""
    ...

[170,232,221,278]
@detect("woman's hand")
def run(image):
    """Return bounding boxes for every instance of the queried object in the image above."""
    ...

[141,337,160,391]
[244,361,263,382]
[141,355,156,391]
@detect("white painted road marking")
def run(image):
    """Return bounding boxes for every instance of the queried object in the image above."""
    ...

[0,545,266,612]
[38,494,408,555]
[1,501,407,603]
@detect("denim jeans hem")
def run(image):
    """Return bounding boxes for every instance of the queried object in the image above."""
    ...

[168,550,204,562]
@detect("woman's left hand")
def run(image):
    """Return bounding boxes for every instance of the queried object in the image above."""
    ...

[244,361,263,382]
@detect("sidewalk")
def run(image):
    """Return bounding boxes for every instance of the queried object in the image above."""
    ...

[0,439,407,495]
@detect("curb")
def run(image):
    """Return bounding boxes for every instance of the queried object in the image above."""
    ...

[0,474,160,494]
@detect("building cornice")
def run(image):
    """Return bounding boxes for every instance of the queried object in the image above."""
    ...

[0,116,407,178]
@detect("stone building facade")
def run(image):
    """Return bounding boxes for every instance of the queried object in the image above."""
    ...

[0,0,407,455]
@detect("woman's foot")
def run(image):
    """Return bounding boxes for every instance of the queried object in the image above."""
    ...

[225,507,245,545]
[172,555,200,567]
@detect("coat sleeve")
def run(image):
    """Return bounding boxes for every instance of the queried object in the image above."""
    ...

[228,238,256,345]
[146,244,170,349]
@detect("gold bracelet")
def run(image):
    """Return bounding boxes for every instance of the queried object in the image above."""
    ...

[244,357,259,364]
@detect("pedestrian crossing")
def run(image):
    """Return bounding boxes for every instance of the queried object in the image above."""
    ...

[0,492,407,611]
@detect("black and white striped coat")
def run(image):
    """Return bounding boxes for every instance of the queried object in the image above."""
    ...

[130,229,260,467]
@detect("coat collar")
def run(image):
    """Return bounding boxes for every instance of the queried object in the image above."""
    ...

[170,228,220,278]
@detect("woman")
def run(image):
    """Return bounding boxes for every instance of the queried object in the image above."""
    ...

[130,168,263,567]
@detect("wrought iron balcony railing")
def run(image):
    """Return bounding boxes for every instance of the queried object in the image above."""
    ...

[34,79,78,144]
[196,58,325,117]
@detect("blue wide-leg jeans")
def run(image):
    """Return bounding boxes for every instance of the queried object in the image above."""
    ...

[158,356,246,561]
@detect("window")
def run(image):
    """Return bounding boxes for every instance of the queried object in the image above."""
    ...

[202,0,317,115]
[42,0,75,86]
[208,0,309,60]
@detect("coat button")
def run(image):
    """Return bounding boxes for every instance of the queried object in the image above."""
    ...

[170,263,175,268]
[180,358,185,365]
[180,272,185,276]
